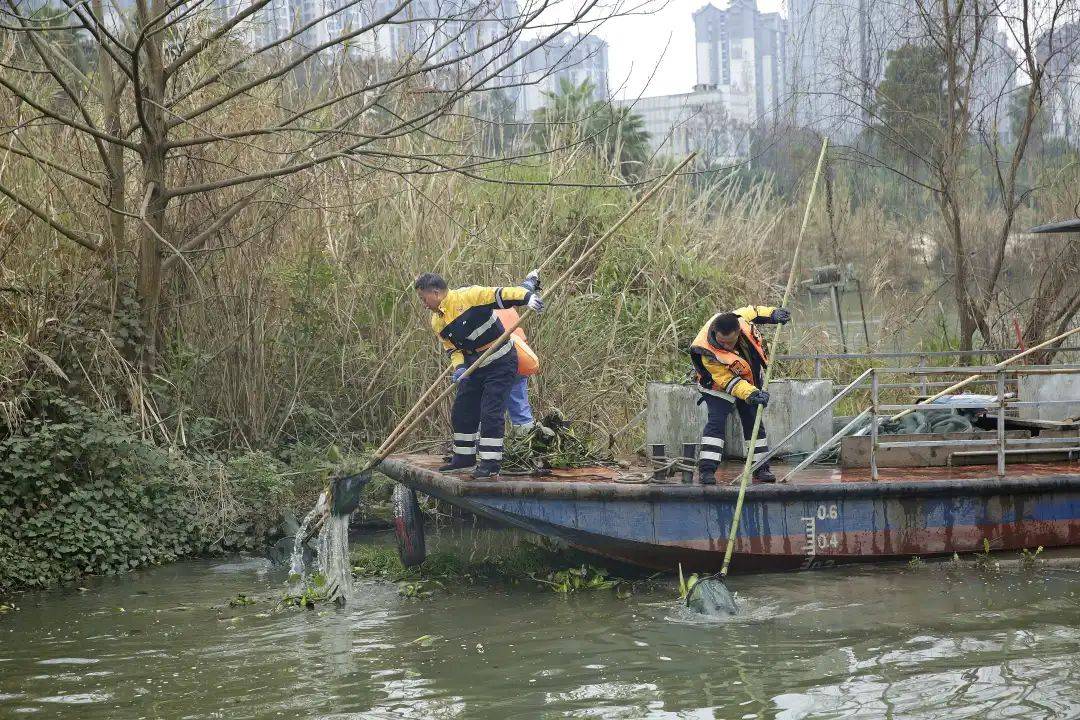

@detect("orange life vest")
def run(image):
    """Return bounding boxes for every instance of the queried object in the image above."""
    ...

[690,313,767,388]
[494,308,539,376]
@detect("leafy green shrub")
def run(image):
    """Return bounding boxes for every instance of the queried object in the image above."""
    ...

[0,393,206,594]
[0,390,333,595]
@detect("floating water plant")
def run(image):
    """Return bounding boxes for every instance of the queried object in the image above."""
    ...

[283,572,335,609]
[503,410,612,473]
[973,538,1001,575]
[1020,546,1044,570]
[677,563,700,600]
[350,541,640,597]
[531,565,620,593]
[228,593,258,607]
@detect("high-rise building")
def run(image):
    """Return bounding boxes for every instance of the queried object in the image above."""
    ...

[972,29,1018,144]
[513,34,610,117]
[785,0,909,138]
[786,1,1019,142]
[1037,22,1080,147]
[614,88,747,164]
[692,0,786,124]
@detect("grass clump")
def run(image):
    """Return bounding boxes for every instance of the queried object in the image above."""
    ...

[974,538,1001,575]
[1020,546,1044,570]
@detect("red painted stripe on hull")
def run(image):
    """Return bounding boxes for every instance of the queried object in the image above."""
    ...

[556,519,1080,573]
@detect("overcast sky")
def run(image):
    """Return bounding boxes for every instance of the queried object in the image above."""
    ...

[593,0,784,100]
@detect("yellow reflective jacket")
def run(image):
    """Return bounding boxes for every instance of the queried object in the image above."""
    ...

[690,305,777,401]
[430,285,532,367]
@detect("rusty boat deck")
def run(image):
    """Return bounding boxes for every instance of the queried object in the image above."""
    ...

[391,453,1080,486]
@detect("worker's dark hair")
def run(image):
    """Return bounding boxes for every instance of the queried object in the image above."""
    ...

[712,312,741,335]
[414,273,447,292]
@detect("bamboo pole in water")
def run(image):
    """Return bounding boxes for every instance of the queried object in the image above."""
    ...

[719,138,829,578]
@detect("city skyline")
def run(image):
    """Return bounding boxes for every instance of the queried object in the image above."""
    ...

[597,0,782,100]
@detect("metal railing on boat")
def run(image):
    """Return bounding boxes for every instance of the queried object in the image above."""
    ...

[756,362,1080,483]
[777,346,1080,395]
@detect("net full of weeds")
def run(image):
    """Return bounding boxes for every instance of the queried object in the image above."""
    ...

[501,409,613,474]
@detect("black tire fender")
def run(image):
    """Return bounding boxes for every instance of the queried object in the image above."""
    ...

[392,484,426,567]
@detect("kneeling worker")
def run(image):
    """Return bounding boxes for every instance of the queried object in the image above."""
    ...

[689,305,791,484]
[415,271,544,479]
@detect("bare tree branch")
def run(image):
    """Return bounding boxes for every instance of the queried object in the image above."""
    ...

[0,179,100,250]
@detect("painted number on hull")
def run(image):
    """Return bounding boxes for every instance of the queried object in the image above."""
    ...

[817,504,838,520]
[817,533,840,549]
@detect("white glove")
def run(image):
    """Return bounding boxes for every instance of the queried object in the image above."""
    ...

[527,293,544,313]
[523,269,541,292]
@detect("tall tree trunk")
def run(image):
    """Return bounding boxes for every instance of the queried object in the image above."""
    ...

[135,0,169,371]
[91,0,125,258]
[942,195,977,351]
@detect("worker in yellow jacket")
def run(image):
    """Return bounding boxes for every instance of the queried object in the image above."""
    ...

[689,305,791,484]
[415,271,545,479]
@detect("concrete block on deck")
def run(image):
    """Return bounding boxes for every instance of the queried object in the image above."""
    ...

[841,430,1031,468]
[646,380,834,460]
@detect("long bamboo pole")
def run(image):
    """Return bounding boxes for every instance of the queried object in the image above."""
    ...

[361,153,696,476]
[373,226,586,456]
[888,325,1080,422]
[306,158,692,540]
[719,138,829,578]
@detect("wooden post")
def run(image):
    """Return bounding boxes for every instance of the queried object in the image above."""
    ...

[830,283,848,353]
[856,278,872,349]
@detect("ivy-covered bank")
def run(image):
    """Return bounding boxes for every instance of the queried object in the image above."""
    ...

[0,390,349,596]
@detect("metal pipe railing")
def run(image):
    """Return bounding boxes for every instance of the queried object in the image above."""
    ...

[749,368,874,473]
[950,448,1080,464]
[778,347,1080,363]
[776,360,1078,483]
[779,408,871,484]
[872,364,1080,376]
[870,371,880,480]
[877,398,1078,412]
[997,371,1007,476]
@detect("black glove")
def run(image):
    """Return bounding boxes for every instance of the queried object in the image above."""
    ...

[746,389,770,407]
[522,269,541,293]
[772,308,791,324]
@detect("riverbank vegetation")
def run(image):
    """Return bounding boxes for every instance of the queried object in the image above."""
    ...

[4,128,1079,593]
[2,0,1079,595]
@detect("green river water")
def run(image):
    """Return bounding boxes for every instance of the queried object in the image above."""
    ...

[3,532,1080,719]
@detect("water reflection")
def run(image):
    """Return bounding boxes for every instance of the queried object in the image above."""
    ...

[1,541,1079,719]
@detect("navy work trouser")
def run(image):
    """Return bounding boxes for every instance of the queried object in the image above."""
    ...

[450,344,518,469]
[698,394,769,475]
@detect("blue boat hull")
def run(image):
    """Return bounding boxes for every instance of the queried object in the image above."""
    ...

[380,458,1080,572]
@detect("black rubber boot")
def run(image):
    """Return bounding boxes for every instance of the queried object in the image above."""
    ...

[698,464,717,485]
[753,462,777,484]
[439,455,475,473]
[472,461,501,480]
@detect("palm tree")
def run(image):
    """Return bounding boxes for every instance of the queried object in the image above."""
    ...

[531,78,650,178]
[598,106,651,178]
